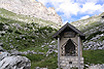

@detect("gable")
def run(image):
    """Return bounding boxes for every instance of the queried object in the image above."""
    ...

[52,22,85,40]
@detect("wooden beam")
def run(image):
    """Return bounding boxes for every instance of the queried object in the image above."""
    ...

[78,36,81,69]
[58,37,60,69]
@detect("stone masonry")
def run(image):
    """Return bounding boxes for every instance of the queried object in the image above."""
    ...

[60,56,84,69]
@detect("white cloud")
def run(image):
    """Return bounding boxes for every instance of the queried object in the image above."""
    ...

[37,0,104,22]
[55,1,80,19]
[80,2,102,14]
[99,4,104,12]
[80,15,90,20]
[37,0,48,5]
[37,0,80,18]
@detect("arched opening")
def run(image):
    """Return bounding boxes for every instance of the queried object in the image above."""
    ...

[65,39,76,56]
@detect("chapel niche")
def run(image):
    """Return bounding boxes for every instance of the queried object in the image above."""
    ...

[65,39,76,56]
[61,39,77,56]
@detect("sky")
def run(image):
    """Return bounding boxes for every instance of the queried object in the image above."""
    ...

[36,0,104,23]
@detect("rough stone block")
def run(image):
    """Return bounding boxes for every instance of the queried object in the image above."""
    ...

[81,65,84,68]
[70,58,73,61]
[61,63,66,67]
[66,61,69,64]
[65,58,68,60]
[62,60,65,63]
[60,57,64,60]
[66,64,69,67]
[67,57,70,60]
[81,57,84,60]
[70,64,73,68]
[81,60,84,63]
[73,60,78,64]
[76,57,78,60]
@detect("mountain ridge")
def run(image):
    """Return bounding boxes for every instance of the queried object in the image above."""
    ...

[71,12,104,50]
[0,0,104,68]
[0,0,62,25]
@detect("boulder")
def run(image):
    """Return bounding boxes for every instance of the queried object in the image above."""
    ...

[0,46,31,69]
[0,56,31,69]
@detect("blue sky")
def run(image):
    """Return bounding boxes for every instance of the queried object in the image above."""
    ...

[36,0,104,23]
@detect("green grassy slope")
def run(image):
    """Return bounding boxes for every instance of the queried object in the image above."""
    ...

[0,8,104,69]
[0,8,58,68]
[0,21,58,68]
[83,50,104,68]
[0,8,60,28]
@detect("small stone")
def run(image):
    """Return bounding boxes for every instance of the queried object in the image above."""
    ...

[0,43,3,46]
[10,45,14,48]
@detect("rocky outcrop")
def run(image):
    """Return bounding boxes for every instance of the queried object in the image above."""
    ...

[0,46,31,69]
[85,64,104,69]
[71,13,104,30]
[0,0,62,24]
[71,12,104,50]
[83,20,104,50]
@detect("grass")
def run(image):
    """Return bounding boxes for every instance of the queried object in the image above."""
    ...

[24,52,58,69]
[0,8,60,28]
[0,22,56,50]
[0,19,57,68]
[82,22,103,32]
[21,50,104,69]
[0,15,26,25]
[83,50,104,65]
[0,7,104,69]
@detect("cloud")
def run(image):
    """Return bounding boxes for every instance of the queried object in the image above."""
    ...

[55,0,80,17]
[37,0,80,18]
[37,0,104,22]
[80,2,102,14]
[36,0,48,5]
[80,15,90,20]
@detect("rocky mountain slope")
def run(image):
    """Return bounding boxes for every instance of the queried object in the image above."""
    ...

[0,8,61,28]
[0,6,58,68]
[71,13,104,50]
[0,0,62,25]
[0,0,104,68]
[71,13,104,68]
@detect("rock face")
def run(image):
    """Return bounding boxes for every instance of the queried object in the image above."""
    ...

[88,64,104,69]
[82,20,104,50]
[0,46,31,69]
[0,0,62,24]
[71,13,104,50]
[71,13,104,30]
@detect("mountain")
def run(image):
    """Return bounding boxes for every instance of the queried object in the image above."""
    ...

[71,13,104,68]
[0,8,58,69]
[71,13,104,50]
[0,0,62,26]
[0,0,104,68]
[0,0,60,68]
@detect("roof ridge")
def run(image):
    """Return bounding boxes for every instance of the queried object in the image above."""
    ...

[52,22,85,40]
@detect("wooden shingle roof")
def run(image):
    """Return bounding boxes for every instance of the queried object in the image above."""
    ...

[52,22,85,40]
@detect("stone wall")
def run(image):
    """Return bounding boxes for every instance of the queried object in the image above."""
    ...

[60,56,84,69]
